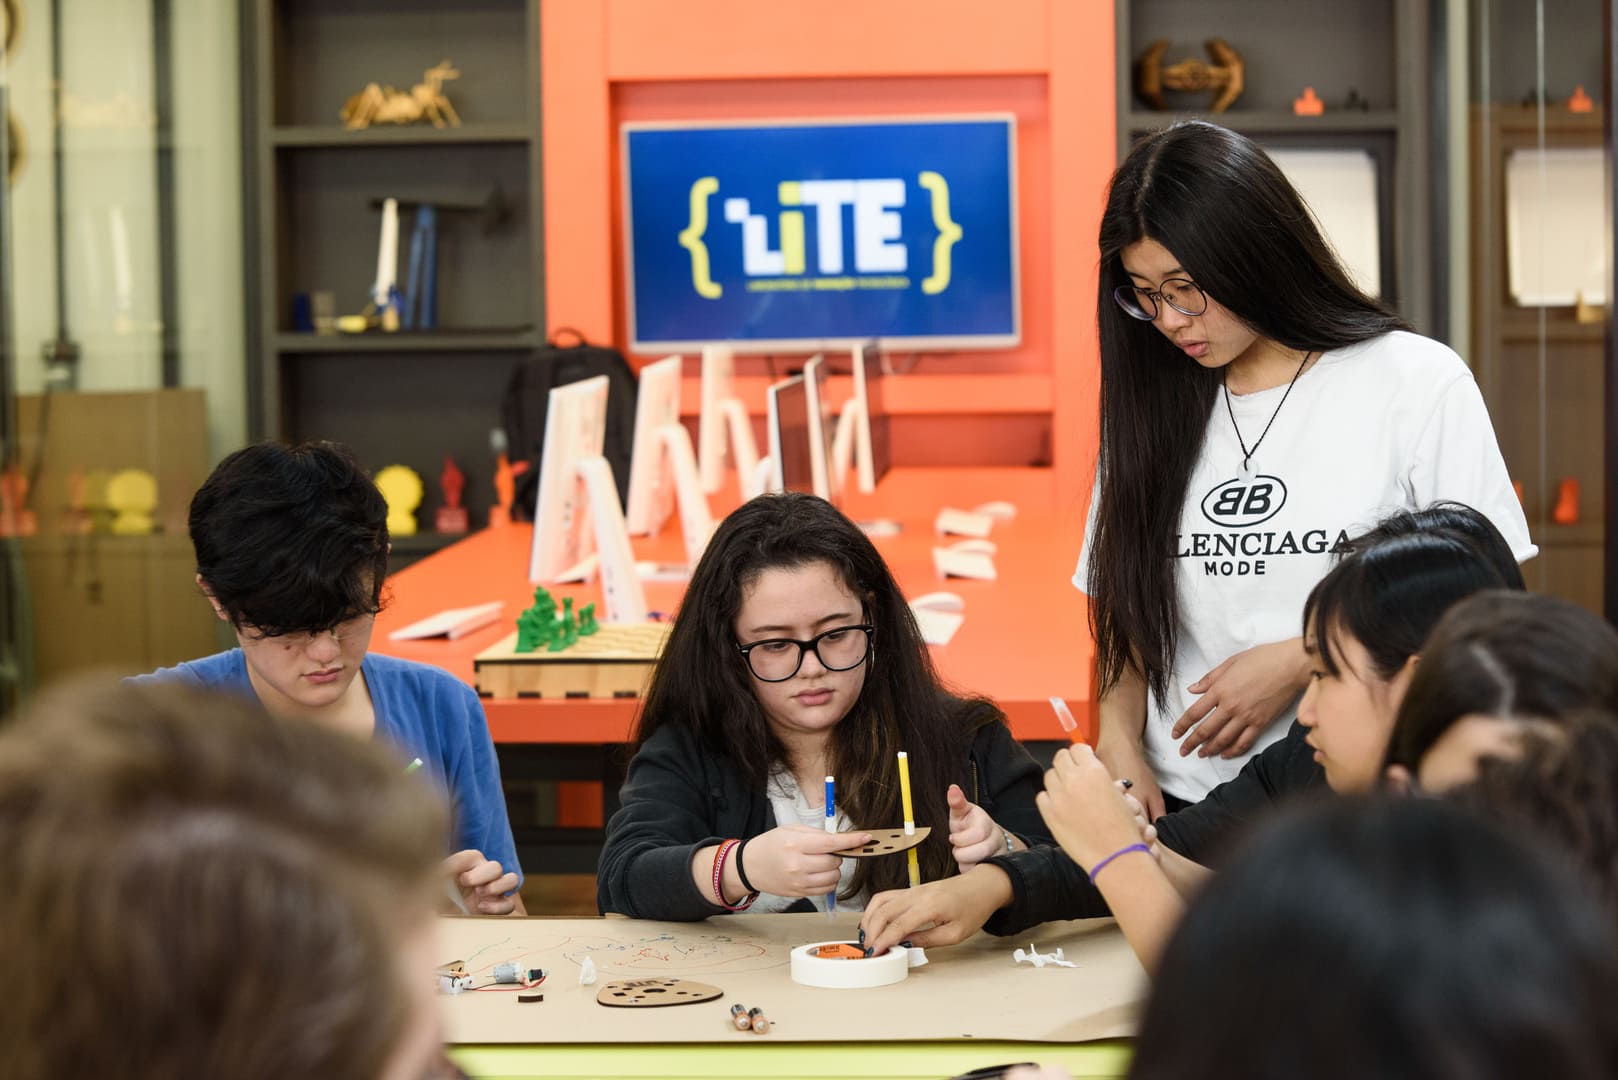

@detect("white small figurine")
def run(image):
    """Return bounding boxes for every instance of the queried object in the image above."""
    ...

[578,956,598,986]
[1013,943,1077,969]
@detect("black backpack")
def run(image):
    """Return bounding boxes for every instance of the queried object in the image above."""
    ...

[501,329,638,521]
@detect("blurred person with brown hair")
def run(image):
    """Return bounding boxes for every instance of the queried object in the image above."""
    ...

[0,678,456,1080]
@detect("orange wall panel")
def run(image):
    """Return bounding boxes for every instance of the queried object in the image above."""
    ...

[604,0,1051,80]
[542,0,1115,507]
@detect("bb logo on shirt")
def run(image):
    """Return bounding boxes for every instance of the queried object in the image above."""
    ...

[1200,476,1288,528]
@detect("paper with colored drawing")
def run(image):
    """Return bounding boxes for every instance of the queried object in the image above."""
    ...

[435,912,1145,1044]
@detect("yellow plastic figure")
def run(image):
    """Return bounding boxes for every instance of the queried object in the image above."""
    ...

[106,468,158,536]
[374,464,424,538]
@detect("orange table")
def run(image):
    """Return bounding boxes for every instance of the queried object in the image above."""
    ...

[373,467,1096,744]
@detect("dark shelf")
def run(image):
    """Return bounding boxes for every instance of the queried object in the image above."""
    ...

[274,331,538,353]
[1538,522,1604,546]
[1126,109,1401,134]
[271,123,531,147]
[1499,312,1607,346]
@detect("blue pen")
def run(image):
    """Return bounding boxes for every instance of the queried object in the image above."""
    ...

[824,775,838,915]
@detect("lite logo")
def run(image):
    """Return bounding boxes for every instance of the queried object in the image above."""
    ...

[1200,475,1288,528]
[679,173,962,299]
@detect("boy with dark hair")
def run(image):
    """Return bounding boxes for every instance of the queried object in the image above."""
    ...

[133,440,524,914]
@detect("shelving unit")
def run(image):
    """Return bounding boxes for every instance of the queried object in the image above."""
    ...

[1114,0,1435,333]
[1470,104,1606,611]
[242,0,544,538]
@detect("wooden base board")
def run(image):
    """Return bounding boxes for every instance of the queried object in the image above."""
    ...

[474,625,671,699]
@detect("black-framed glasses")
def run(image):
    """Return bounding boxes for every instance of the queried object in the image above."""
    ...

[1113,277,1208,321]
[243,610,376,648]
[736,624,874,682]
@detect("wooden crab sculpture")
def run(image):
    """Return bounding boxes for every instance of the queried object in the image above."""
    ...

[1136,39,1245,113]
[341,60,463,131]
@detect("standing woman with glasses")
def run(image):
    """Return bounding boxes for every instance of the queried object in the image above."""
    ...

[597,492,1051,919]
[1084,120,1532,819]
[132,441,525,915]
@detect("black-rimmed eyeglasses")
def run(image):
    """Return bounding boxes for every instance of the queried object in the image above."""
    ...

[1113,278,1208,321]
[736,625,874,682]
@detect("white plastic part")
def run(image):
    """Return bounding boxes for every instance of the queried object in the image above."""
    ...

[717,397,760,497]
[932,547,997,581]
[575,456,649,624]
[579,956,598,986]
[934,507,995,538]
[656,425,715,566]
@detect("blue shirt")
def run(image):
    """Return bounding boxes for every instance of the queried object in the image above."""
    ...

[131,650,522,885]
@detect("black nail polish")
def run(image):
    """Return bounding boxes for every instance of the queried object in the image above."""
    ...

[900,940,914,948]
[862,946,873,957]
[857,927,865,946]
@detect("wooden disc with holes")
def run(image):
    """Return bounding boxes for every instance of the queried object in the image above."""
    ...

[830,826,932,858]
[596,978,724,1008]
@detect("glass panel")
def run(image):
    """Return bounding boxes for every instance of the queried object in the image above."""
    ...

[0,0,244,709]
[1464,0,1607,611]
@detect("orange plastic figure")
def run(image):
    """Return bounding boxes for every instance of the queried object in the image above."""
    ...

[0,464,36,537]
[436,456,469,534]
[1293,87,1324,116]
[1552,478,1581,525]
[1569,85,1594,113]
[489,453,515,528]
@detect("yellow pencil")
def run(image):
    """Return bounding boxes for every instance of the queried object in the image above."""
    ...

[897,751,920,887]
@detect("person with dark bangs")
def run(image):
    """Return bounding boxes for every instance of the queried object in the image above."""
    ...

[133,440,523,915]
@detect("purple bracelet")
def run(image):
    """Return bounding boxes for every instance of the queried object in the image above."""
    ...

[1088,842,1151,884]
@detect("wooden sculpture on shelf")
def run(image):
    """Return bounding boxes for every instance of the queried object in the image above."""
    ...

[1136,39,1245,113]
[341,61,462,131]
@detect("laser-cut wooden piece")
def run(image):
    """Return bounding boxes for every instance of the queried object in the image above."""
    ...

[597,978,724,1008]
[829,826,932,858]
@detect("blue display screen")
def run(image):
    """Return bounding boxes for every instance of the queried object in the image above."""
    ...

[623,116,1019,351]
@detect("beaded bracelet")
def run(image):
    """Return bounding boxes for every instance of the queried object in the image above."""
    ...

[1088,842,1151,884]
[711,839,758,911]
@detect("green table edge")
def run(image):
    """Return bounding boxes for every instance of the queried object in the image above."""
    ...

[451,1038,1134,1078]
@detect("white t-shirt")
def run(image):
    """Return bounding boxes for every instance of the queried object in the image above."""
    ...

[1075,331,1536,801]
[750,769,863,914]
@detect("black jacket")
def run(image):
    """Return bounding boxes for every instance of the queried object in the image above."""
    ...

[598,718,1052,920]
[981,721,1327,936]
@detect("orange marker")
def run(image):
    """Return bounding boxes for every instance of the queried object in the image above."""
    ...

[1050,697,1084,744]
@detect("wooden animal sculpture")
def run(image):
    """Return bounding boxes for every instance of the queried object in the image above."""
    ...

[1136,39,1245,113]
[341,61,463,130]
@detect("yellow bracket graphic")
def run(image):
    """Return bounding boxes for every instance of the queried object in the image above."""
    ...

[679,177,722,300]
[918,170,963,295]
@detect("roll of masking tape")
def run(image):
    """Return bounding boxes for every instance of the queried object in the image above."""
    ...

[789,941,927,989]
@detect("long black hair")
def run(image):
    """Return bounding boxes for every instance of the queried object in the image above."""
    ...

[1088,121,1409,700]
[632,492,1002,896]
[1130,798,1618,1080]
